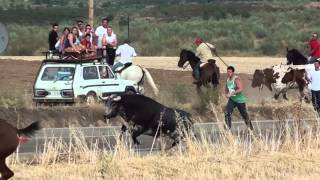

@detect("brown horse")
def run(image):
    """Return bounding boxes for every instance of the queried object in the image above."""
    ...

[178,49,220,90]
[0,120,40,180]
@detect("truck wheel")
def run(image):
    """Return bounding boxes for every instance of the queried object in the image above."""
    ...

[86,92,97,105]
[125,90,136,95]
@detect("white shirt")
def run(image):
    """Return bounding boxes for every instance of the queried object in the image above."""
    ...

[116,43,137,64]
[95,26,116,47]
[104,33,117,48]
[78,30,84,39]
[196,42,215,61]
[95,26,107,47]
[307,69,320,91]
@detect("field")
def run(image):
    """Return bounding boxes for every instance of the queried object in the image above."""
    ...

[0,56,317,127]
[1,56,320,179]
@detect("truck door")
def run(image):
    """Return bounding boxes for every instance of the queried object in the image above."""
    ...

[76,66,101,96]
[98,65,121,96]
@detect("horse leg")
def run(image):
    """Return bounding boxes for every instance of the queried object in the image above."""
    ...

[0,157,14,180]
[196,84,202,95]
[282,92,288,100]
[274,93,280,100]
[211,71,219,88]
[304,88,312,104]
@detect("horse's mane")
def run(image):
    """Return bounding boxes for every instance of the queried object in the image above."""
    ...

[286,48,307,65]
[181,49,200,63]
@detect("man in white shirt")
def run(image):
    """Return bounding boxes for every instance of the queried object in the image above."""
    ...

[102,26,117,65]
[95,18,109,48]
[112,40,137,72]
[307,60,320,114]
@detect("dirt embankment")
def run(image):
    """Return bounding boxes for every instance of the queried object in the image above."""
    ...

[0,59,316,128]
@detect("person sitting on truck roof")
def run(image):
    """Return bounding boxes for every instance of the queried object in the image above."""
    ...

[81,33,97,58]
[55,27,70,54]
[63,26,85,54]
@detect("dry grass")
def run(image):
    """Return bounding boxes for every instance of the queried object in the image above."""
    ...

[7,111,320,180]
[0,56,285,74]
[9,129,320,180]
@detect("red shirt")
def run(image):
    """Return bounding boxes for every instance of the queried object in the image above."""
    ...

[81,39,92,49]
[309,38,320,58]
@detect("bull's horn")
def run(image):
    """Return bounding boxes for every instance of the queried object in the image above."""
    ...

[113,96,122,101]
[110,94,118,98]
[99,96,110,101]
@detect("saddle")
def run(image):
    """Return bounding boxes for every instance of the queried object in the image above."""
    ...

[115,63,133,73]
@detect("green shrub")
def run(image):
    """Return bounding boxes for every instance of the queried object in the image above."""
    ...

[1,2,320,56]
[260,40,280,56]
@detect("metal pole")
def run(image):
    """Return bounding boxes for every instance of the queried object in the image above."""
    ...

[214,52,229,67]
[88,0,94,26]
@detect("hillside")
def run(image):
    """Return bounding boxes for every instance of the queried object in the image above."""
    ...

[0,0,320,56]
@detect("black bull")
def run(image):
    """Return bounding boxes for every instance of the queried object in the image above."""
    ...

[102,94,194,147]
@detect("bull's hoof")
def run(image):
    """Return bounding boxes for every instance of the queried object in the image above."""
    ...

[171,141,178,147]
[133,139,141,145]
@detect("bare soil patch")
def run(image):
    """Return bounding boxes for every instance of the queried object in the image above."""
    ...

[0,59,316,128]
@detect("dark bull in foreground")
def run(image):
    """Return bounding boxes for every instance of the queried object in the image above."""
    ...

[101,94,194,147]
[0,120,40,180]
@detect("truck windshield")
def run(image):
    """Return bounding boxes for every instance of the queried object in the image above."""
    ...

[41,67,75,81]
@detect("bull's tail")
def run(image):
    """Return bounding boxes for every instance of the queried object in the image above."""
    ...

[17,121,40,137]
[142,67,159,96]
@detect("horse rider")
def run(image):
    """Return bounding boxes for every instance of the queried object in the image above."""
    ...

[194,37,216,84]
[112,39,137,72]
[224,66,254,131]
[308,32,320,64]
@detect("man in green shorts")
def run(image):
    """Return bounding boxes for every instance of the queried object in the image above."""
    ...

[224,66,254,131]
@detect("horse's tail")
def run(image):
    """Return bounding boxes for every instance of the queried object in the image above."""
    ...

[142,67,159,96]
[206,59,220,86]
[212,66,220,86]
[17,121,40,137]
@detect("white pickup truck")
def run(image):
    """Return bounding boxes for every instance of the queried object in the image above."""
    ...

[33,59,138,104]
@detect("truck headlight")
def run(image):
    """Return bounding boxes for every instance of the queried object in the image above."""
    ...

[61,89,74,98]
[35,89,49,97]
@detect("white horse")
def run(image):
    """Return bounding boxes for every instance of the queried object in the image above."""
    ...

[115,65,159,96]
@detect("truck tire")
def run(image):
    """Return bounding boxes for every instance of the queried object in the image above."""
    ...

[125,89,136,95]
